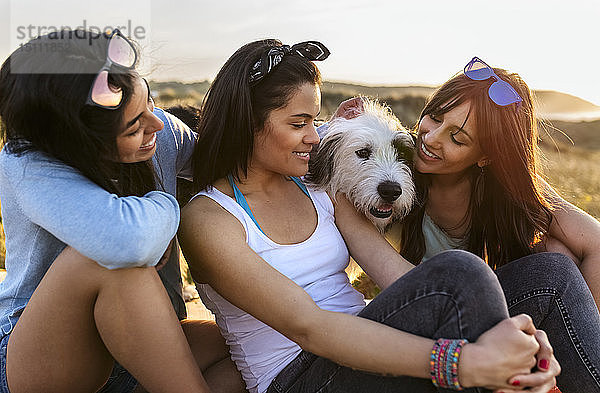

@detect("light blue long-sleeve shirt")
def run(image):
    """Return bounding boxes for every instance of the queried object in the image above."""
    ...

[0,107,195,334]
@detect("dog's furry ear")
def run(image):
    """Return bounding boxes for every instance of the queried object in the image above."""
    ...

[306,132,343,188]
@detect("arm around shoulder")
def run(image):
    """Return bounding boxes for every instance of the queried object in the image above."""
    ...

[1,151,179,268]
[153,107,197,179]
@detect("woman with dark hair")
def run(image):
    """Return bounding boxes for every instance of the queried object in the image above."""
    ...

[333,58,600,392]
[0,30,243,392]
[180,40,560,393]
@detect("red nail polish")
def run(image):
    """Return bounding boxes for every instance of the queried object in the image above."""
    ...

[511,380,520,386]
[539,358,549,370]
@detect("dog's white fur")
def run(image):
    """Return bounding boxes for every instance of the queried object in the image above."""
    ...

[307,99,415,232]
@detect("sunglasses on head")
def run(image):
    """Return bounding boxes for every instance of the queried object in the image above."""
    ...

[85,29,137,109]
[464,57,522,108]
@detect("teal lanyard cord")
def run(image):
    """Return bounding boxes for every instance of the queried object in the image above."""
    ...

[290,176,310,198]
[227,174,266,235]
[226,175,310,236]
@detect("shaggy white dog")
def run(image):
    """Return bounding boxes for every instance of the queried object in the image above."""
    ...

[306,99,415,232]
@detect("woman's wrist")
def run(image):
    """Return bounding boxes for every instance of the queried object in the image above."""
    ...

[430,338,469,390]
[456,342,483,388]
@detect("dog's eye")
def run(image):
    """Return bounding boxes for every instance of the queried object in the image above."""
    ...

[393,139,413,162]
[355,148,371,159]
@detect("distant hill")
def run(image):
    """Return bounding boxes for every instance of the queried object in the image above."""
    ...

[150,80,600,122]
[149,79,600,151]
[541,119,600,151]
[535,90,600,113]
[148,80,436,101]
[321,82,600,121]
[149,80,210,102]
[534,90,600,120]
[320,81,435,100]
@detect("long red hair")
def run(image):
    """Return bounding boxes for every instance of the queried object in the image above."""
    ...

[400,69,554,269]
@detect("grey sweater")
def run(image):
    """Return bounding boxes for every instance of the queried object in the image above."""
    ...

[0,107,195,334]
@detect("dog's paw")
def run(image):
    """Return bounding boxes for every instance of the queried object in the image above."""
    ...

[183,284,200,302]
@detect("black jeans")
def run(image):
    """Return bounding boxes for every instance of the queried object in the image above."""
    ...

[267,250,504,393]
[267,251,600,393]
[497,252,600,392]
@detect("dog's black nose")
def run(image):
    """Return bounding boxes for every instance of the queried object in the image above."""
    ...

[377,181,402,202]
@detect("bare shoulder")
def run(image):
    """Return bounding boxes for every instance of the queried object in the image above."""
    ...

[181,193,224,220]
[180,193,245,243]
[181,179,235,225]
[179,190,249,283]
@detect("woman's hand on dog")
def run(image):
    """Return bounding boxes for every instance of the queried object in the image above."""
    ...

[331,96,365,120]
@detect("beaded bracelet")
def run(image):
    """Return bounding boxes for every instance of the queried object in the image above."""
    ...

[430,338,469,390]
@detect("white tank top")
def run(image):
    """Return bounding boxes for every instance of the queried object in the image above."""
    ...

[193,185,366,393]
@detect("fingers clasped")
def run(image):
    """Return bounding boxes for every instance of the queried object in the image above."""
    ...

[502,329,561,393]
[463,315,560,391]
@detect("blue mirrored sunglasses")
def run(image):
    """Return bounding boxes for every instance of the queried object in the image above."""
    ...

[464,57,522,108]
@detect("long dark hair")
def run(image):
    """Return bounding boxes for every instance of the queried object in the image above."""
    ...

[193,39,322,191]
[0,29,155,197]
[401,69,553,269]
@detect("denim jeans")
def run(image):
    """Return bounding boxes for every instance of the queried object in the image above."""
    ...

[496,252,600,392]
[267,251,600,393]
[96,363,138,393]
[267,250,505,393]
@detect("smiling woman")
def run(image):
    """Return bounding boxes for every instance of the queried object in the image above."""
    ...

[0,29,243,393]
[114,79,163,163]
[365,56,600,392]
[251,82,321,179]
[415,101,487,176]
[180,39,560,393]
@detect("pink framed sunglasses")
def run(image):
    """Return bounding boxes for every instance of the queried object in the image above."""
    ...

[85,29,137,109]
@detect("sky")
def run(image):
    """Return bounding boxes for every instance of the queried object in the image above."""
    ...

[1,0,599,105]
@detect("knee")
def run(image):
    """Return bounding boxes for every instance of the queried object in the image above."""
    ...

[506,252,584,289]
[420,250,502,296]
[101,264,161,288]
[538,252,578,273]
[181,319,223,343]
[181,319,228,360]
[409,250,508,328]
[53,247,158,277]
[426,250,495,280]
[54,247,161,292]
[49,247,111,289]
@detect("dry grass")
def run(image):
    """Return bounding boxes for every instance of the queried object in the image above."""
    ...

[541,146,600,219]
